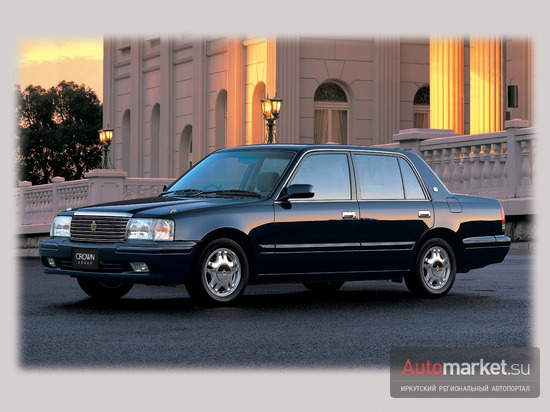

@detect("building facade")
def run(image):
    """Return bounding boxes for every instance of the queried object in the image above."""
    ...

[102,36,533,179]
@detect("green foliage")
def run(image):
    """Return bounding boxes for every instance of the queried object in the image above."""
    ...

[16,81,103,184]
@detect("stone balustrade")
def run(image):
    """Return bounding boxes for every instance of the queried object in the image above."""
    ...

[17,170,173,235]
[386,119,534,217]
[16,119,534,237]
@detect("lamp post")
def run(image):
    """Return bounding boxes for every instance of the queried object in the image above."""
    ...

[260,94,283,144]
[98,127,113,169]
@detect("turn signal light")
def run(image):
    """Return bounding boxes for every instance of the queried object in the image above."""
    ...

[501,206,506,234]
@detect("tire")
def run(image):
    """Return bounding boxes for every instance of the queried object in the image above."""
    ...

[77,278,134,300]
[303,281,344,293]
[405,238,456,298]
[186,238,249,305]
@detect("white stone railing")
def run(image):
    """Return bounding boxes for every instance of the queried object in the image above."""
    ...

[17,170,173,234]
[16,119,534,234]
[386,119,534,216]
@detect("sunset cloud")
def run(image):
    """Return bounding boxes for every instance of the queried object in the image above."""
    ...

[18,38,104,101]
[19,39,103,67]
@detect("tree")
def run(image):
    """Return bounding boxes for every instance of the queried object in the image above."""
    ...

[16,81,103,185]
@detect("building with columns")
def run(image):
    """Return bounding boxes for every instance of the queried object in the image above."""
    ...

[102,36,533,179]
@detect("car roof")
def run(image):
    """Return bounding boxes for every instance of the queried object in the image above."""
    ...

[218,144,406,155]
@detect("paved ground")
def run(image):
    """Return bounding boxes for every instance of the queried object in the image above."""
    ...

[19,250,532,369]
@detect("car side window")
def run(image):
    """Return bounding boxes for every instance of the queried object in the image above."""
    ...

[398,157,427,200]
[289,153,351,200]
[354,154,404,200]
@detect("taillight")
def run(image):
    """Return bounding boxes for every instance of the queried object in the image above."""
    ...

[501,206,506,234]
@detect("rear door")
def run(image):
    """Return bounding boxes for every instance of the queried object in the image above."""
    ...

[353,153,433,272]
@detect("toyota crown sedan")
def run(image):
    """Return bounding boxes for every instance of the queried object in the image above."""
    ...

[40,145,510,304]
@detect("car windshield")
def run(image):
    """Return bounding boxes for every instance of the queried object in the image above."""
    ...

[162,150,296,198]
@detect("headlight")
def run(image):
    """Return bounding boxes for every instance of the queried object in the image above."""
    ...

[50,216,72,237]
[127,218,174,241]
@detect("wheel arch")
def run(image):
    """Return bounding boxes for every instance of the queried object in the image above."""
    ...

[193,227,257,276]
[415,228,464,271]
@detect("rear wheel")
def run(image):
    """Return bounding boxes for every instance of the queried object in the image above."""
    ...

[77,278,134,300]
[405,238,456,298]
[186,238,249,305]
[303,282,344,293]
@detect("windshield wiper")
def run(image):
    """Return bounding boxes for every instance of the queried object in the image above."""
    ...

[160,189,203,197]
[198,189,263,198]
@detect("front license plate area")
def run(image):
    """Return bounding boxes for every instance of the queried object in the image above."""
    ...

[72,248,99,271]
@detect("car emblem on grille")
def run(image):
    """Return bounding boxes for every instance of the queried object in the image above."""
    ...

[91,221,97,231]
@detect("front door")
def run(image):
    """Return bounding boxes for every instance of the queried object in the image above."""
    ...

[268,152,361,277]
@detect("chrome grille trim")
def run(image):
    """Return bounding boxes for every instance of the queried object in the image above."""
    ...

[70,214,131,243]
[74,211,132,217]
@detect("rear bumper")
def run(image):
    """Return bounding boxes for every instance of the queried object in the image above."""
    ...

[460,235,511,272]
[39,238,199,284]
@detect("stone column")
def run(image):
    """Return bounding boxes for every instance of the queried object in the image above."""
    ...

[470,36,505,134]
[18,181,32,225]
[85,169,128,205]
[130,37,143,177]
[227,37,245,147]
[193,38,208,160]
[275,38,300,144]
[375,38,401,144]
[430,37,464,135]
[159,38,173,178]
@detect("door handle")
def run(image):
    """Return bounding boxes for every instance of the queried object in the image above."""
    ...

[418,210,431,218]
[342,211,357,220]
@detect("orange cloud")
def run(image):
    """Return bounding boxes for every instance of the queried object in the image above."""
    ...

[18,39,104,101]
[19,39,103,67]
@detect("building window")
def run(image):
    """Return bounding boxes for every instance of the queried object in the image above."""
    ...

[215,90,227,150]
[314,83,349,144]
[413,85,430,128]
[122,110,131,174]
[150,104,160,178]
[179,125,193,175]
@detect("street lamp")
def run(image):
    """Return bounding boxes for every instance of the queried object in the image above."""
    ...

[98,127,113,169]
[260,94,283,144]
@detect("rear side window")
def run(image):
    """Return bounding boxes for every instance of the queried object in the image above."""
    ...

[354,154,427,200]
[290,153,351,200]
[398,157,426,200]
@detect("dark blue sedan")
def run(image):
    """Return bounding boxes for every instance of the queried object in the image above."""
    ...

[40,145,510,304]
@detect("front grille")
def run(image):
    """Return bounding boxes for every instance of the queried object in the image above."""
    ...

[58,259,126,273]
[70,214,130,243]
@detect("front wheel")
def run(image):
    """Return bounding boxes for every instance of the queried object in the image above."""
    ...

[186,238,249,305]
[405,238,456,298]
[77,278,134,300]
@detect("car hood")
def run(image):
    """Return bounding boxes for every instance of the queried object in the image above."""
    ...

[72,196,263,217]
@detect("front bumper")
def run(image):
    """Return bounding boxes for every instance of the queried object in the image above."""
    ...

[39,238,199,284]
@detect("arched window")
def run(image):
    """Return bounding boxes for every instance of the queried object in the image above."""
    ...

[215,90,227,150]
[122,110,131,174]
[179,125,193,175]
[413,85,430,128]
[252,82,266,145]
[314,82,349,144]
[150,104,160,177]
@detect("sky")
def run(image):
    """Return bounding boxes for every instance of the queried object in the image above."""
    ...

[17,39,104,102]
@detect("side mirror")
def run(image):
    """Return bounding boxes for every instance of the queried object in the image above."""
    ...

[280,184,315,201]
[161,183,173,193]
